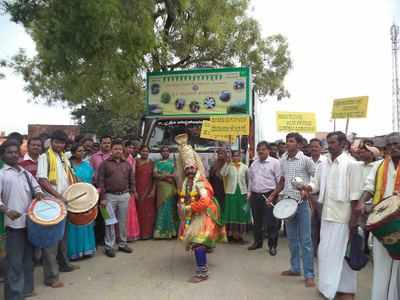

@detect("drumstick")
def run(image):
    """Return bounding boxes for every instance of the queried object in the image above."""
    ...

[66,192,87,204]
[262,194,274,207]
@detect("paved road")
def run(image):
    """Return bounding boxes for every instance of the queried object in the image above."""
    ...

[1,237,373,300]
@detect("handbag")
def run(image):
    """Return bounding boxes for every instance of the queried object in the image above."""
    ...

[345,227,369,271]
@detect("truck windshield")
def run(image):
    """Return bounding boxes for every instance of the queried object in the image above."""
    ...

[148,120,238,152]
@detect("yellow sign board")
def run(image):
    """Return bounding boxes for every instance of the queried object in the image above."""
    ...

[209,116,250,136]
[331,96,368,119]
[276,112,317,133]
[200,121,231,142]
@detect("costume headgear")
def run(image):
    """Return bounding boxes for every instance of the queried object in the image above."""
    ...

[175,133,206,181]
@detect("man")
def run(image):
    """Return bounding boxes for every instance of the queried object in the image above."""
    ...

[19,137,43,265]
[356,142,380,255]
[90,135,112,179]
[80,136,94,161]
[37,130,78,288]
[0,140,44,300]
[268,132,316,287]
[19,137,43,177]
[209,148,226,211]
[268,143,279,159]
[97,139,135,257]
[248,141,281,256]
[175,133,226,283]
[359,133,400,300]
[309,138,327,256]
[305,132,362,300]
[90,135,112,244]
[277,141,287,158]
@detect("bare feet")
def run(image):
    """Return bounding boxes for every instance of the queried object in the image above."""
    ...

[281,270,301,276]
[50,281,64,288]
[305,278,316,288]
[188,275,208,283]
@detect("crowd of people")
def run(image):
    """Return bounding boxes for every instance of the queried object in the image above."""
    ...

[0,128,399,300]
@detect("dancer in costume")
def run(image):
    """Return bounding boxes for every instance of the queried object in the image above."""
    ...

[175,133,226,283]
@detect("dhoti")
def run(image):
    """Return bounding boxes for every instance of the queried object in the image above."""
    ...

[371,237,400,300]
[318,220,357,299]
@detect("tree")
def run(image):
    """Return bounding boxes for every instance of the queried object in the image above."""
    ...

[3,0,292,135]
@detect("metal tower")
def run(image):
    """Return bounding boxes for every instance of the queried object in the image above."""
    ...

[391,23,400,132]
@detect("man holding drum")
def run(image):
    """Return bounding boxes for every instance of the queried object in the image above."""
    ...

[304,132,363,300]
[0,139,44,300]
[359,132,400,300]
[37,130,79,288]
[268,132,316,288]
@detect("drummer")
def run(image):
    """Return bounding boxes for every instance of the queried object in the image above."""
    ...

[0,139,44,300]
[305,131,363,300]
[37,130,79,288]
[359,132,400,300]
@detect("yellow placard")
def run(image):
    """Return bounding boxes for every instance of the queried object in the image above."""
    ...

[200,121,231,142]
[331,96,368,119]
[276,112,317,133]
[209,116,250,136]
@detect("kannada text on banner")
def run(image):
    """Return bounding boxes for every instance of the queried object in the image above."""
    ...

[331,96,368,119]
[200,116,250,142]
[146,67,250,116]
[276,112,317,133]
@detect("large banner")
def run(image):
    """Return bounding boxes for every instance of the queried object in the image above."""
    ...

[146,67,251,116]
[331,96,368,119]
[276,112,317,133]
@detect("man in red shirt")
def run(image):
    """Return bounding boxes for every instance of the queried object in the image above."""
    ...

[19,137,43,177]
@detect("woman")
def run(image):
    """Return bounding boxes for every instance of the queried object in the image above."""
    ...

[67,144,96,260]
[220,150,250,243]
[209,149,226,211]
[124,140,140,241]
[153,146,177,239]
[135,145,156,239]
[0,158,5,260]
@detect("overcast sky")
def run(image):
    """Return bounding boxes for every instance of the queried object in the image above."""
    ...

[1,0,400,139]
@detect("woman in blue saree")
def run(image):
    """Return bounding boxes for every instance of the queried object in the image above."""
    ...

[67,144,96,260]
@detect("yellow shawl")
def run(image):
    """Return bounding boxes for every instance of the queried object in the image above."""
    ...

[47,148,76,185]
[373,156,400,205]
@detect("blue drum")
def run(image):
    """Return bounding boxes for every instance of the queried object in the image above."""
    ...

[27,197,67,248]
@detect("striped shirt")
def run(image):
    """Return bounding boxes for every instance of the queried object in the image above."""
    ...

[280,151,315,201]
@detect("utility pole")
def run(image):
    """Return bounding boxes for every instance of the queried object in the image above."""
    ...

[391,23,400,132]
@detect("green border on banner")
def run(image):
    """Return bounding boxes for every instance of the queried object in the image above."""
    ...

[146,67,251,116]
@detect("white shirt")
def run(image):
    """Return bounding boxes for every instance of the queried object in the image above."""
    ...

[220,162,248,195]
[37,152,70,194]
[309,152,362,224]
[0,165,42,228]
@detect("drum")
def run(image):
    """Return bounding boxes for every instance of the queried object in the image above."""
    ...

[27,197,67,248]
[366,195,400,260]
[68,206,98,225]
[63,183,99,225]
[273,198,299,220]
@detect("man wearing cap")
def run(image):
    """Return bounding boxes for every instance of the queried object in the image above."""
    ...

[175,133,226,283]
[359,133,400,300]
[303,131,363,300]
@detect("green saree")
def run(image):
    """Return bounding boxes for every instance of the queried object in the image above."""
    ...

[153,159,178,239]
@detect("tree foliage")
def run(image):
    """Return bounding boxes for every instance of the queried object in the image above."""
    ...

[3,0,292,135]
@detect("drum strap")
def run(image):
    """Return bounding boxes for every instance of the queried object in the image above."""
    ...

[23,171,36,200]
